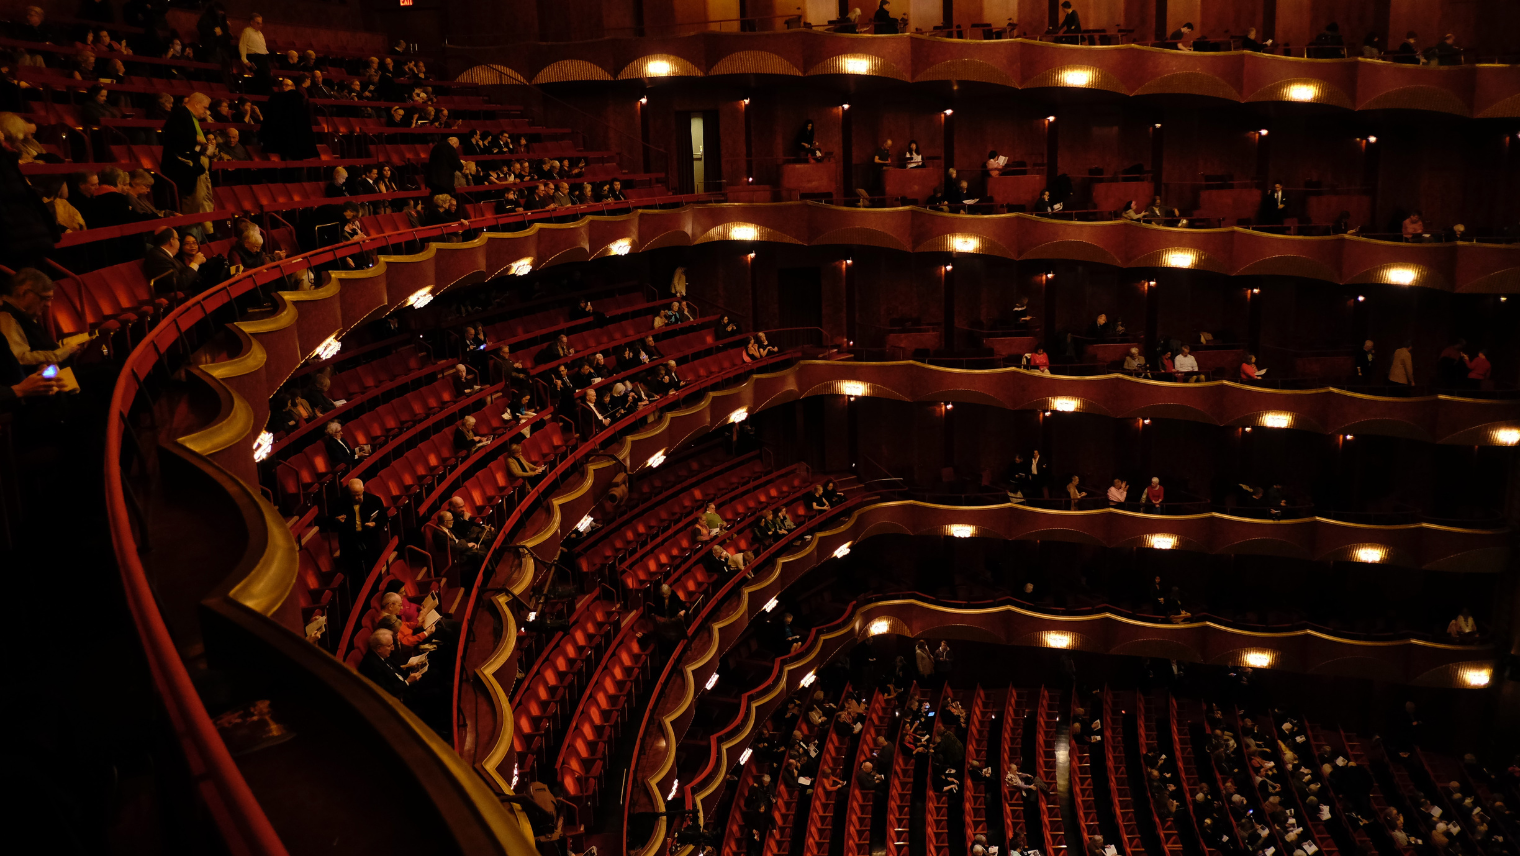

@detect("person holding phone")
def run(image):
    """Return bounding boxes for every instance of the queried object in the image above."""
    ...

[2,269,85,372]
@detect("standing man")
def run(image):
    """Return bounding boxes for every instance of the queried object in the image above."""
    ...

[325,478,387,576]
[1355,340,1376,380]
[426,135,463,198]
[160,92,212,217]
[239,13,272,94]
[1259,181,1288,228]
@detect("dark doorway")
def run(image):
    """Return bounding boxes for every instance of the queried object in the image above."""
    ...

[675,110,724,195]
[777,266,823,332]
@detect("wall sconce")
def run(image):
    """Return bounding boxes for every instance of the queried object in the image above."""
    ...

[1149,534,1177,550]
[800,671,816,688]
[646,59,672,76]
[844,57,870,73]
[1153,123,1162,129]
[841,381,866,397]
[645,449,667,468]
[841,103,850,111]
[762,598,779,613]
[1287,84,1316,101]
[575,514,595,533]
[509,257,534,276]
[705,672,720,690]
[942,108,953,116]
[1462,668,1492,688]
[1366,135,1377,144]
[1386,267,1416,285]
[1061,68,1092,86]
[868,618,892,636]
[1164,251,1196,268]
[1344,434,1354,440]
[1045,115,1056,122]
[739,748,753,765]
[1243,650,1274,668]
[1495,429,1519,446]
[1357,295,1365,302]
[1262,413,1291,428]
[742,97,750,105]
[667,778,680,801]
[949,524,974,538]
[1258,128,1269,137]
[1043,631,1073,649]
[609,238,632,256]
[1354,546,1386,563]
[731,225,758,241]
[728,407,749,424]
[944,263,953,272]
[833,542,853,559]
[639,95,648,104]
[1052,397,1078,412]
[252,431,274,462]
[406,286,434,308]
[953,236,976,252]
[314,335,342,361]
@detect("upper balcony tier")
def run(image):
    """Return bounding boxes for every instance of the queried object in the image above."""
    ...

[457,33,1520,119]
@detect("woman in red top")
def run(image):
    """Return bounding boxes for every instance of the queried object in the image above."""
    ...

[1465,348,1491,389]
[1028,347,1050,374]
[1144,477,1165,512]
[1239,354,1264,381]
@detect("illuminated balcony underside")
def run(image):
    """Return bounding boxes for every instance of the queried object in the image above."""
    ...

[462,33,1520,119]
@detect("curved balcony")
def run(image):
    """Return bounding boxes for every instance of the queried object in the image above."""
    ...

[456,33,1520,119]
[618,494,1502,854]
[102,201,1512,855]
[672,595,1496,837]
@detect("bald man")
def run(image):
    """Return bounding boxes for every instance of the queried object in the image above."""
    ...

[325,478,387,574]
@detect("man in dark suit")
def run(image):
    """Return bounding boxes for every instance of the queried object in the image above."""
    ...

[426,136,463,197]
[325,477,386,575]
[1259,181,1288,227]
[144,228,202,297]
[322,420,365,468]
[577,388,611,439]
[159,93,211,212]
[357,628,420,701]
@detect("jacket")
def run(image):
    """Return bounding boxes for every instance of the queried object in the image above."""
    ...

[159,104,207,191]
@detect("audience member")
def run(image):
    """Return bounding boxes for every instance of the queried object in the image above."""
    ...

[1387,341,1414,391]
[1172,345,1201,382]
[1446,608,1477,643]
[2,268,82,369]
[144,227,203,296]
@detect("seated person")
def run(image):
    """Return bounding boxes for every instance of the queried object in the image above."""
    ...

[505,441,545,486]
[577,387,611,437]
[821,480,846,506]
[450,362,479,396]
[1120,200,1144,221]
[710,541,754,575]
[1123,347,1149,376]
[1172,345,1202,382]
[755,332,779,357]
[700,502,727,535]
[1239,354,1266,381]
[1446,608,1478,643]
[453,414,490,454]
[322,420,369,466]
[217,128,251,161]
[144,228,203,296]
[1107,479,1129,506]
[806,484,832,513]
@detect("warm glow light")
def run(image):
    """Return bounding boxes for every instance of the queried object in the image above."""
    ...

[406,286,434,309]
[1053,397,1078,412]
[1287,84,1316,101]
[314,336,342,361]
[1262,413,1291,429]
[1244,651,1274,668]
[509,257,534,276]
[1386,267,1417,285]
[1149,534,1177,550]
[1044,631,1073,649]
[949,524,974,538]
[942,108,953,116]
[731,225,758,241]
[646,449,667,468]
[763,598,779,612]
[844,57,870,73]
[833,542,853,559]
[728,407,749,424]
[868,619,892,636]
[841,103,850,111]
[252,431,273,462]
[1258,129,1269,137]
[667,778,680,800]
[609,239,632,256]
[800,671,816,688]
[1045,115,1056,122]
[1495,429,1520,446]
[638,96,647,105]
[739,748,753,764]
[841,381,866,397]
[953,236,977,253]
[1366,135,1378,144]
[575,514,594,533]
[1062,68,1093,86]
[706,672,720,690]
[647,59,672,76]
[1461,668,1492,688]
[511,763,519,789]
[1355,546,1386,564]
[1164,251,1196,268]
